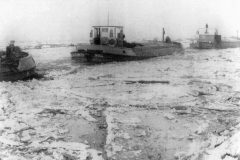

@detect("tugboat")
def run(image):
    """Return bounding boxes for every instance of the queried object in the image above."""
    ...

[71,26,183,62]
[0,41,36,81]
[190,24,240,49]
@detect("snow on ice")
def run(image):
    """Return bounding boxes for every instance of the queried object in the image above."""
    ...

[1,47,240,159]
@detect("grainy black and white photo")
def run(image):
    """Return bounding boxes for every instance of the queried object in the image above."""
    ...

[1,0,240,159]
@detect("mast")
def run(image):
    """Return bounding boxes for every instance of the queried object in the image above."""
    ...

[162,28,165,42]
[107,9,109,26]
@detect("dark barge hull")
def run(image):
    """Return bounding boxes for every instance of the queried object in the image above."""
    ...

[0,69,36,82]
[190,41,240,49]
[71,42,183,62]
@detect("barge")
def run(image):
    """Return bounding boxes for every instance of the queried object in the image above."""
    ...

[190,24,240,49]
[71,26,183,62]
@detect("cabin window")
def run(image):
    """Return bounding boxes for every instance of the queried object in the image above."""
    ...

[110,29,113,38]
[102,28,108,32]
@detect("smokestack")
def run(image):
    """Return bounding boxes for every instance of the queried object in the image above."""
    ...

[205,24,208,34]
[162,28,165,42]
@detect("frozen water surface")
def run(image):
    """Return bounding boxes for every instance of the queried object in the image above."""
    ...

[1,46,240,159]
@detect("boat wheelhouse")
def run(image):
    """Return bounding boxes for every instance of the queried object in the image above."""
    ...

[89,26,124,45]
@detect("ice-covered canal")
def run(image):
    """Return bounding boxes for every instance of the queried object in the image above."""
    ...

[1,46,240,160]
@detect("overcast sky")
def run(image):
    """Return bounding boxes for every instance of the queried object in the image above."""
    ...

[0,0,240,43]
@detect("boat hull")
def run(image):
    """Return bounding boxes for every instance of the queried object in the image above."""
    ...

[190,41,240,49]
[0,54,37,82]
[71,42,183,62]
[0,69,36,82]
